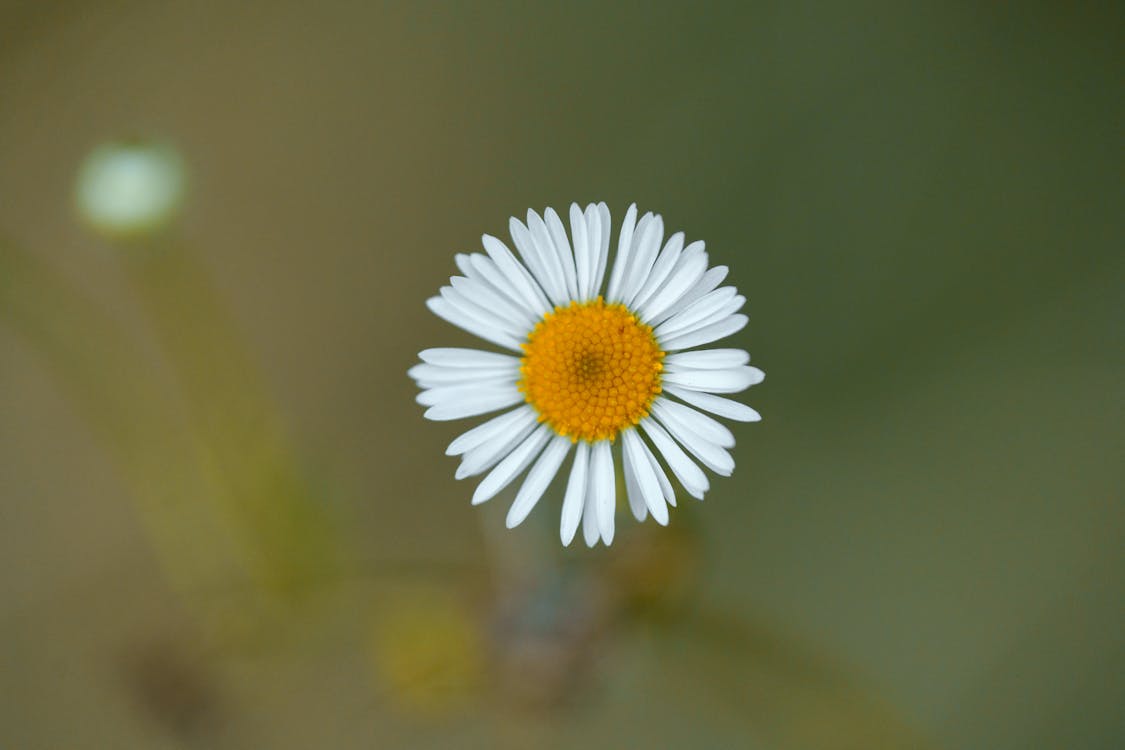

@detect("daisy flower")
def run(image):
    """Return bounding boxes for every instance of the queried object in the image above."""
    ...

[410,203,763,547]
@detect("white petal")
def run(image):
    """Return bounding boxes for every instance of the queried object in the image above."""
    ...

[611,211,651,302]
[654,409,735,477]
[591,440,616,544]
[438,287,522,337]
[465,253,540,320]
[526,209,571,305]
[654,287,739,339]
[531,208,576,301]
[622,444,648,522]
[582,468,600,547]
[416,380,513,407]
[410,362,511,382]
[506,435,571,528]
[413,372,513,390]
[664,385,761,423]
[456,414,538,478]
[653,399,735,449]
[413,374,513,392]
[450,276,537,330]
[640,418,709,499]
[418,380,517,407]
[544,207,579,300]
[454,253,474,277]
[664,349,749,370]
[560,441,589,546]
[426,296,523,352]
[453,252,473,275]
[409,363,517,388]
[472,425,550,505]
[424,387,525,421]
[620,214,664,306]
[440,286,527,344]
[631,233,687,313]
[507,217,551,299]
[664,295,746,341]
[569,203,592,302]
[623,429,669,525]
[662,365,763,394]
[593,203,611,298]
[419,348,520,368]
[511,216,567,306]
[640,435,677,507]
[653,265,728,325]
[611,210,652,303]
[446,405,535,456]
[605,203,638,302]
[659,314,748,352]
[637,250,708,324]
[481,234,551,315]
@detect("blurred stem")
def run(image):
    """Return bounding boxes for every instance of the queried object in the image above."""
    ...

[0,235,256,605]
[117,237,341,600]
[475,487,559,592]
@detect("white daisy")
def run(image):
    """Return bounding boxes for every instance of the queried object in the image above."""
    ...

[410,203,763,547]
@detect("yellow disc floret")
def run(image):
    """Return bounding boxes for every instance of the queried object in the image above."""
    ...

[519,298,664,443]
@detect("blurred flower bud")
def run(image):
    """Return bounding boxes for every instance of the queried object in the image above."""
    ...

[74,140,186,240]
[370,588,483,716]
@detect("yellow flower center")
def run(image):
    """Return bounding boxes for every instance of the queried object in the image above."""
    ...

[519,298,664,443]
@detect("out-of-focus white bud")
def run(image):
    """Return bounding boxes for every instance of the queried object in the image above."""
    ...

[74,140,187,240]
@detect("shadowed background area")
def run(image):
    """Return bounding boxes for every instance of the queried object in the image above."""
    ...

[1,1,1122,748]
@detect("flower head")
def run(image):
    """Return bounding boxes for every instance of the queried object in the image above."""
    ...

[410,204,763,546]
[74,140,187,240]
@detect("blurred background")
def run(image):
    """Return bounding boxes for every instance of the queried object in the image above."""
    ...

[1,1,1122,748]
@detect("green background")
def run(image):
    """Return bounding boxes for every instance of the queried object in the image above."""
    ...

[1,1,1121,748]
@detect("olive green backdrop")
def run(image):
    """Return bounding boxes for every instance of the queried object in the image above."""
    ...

[1,2,1121,748]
